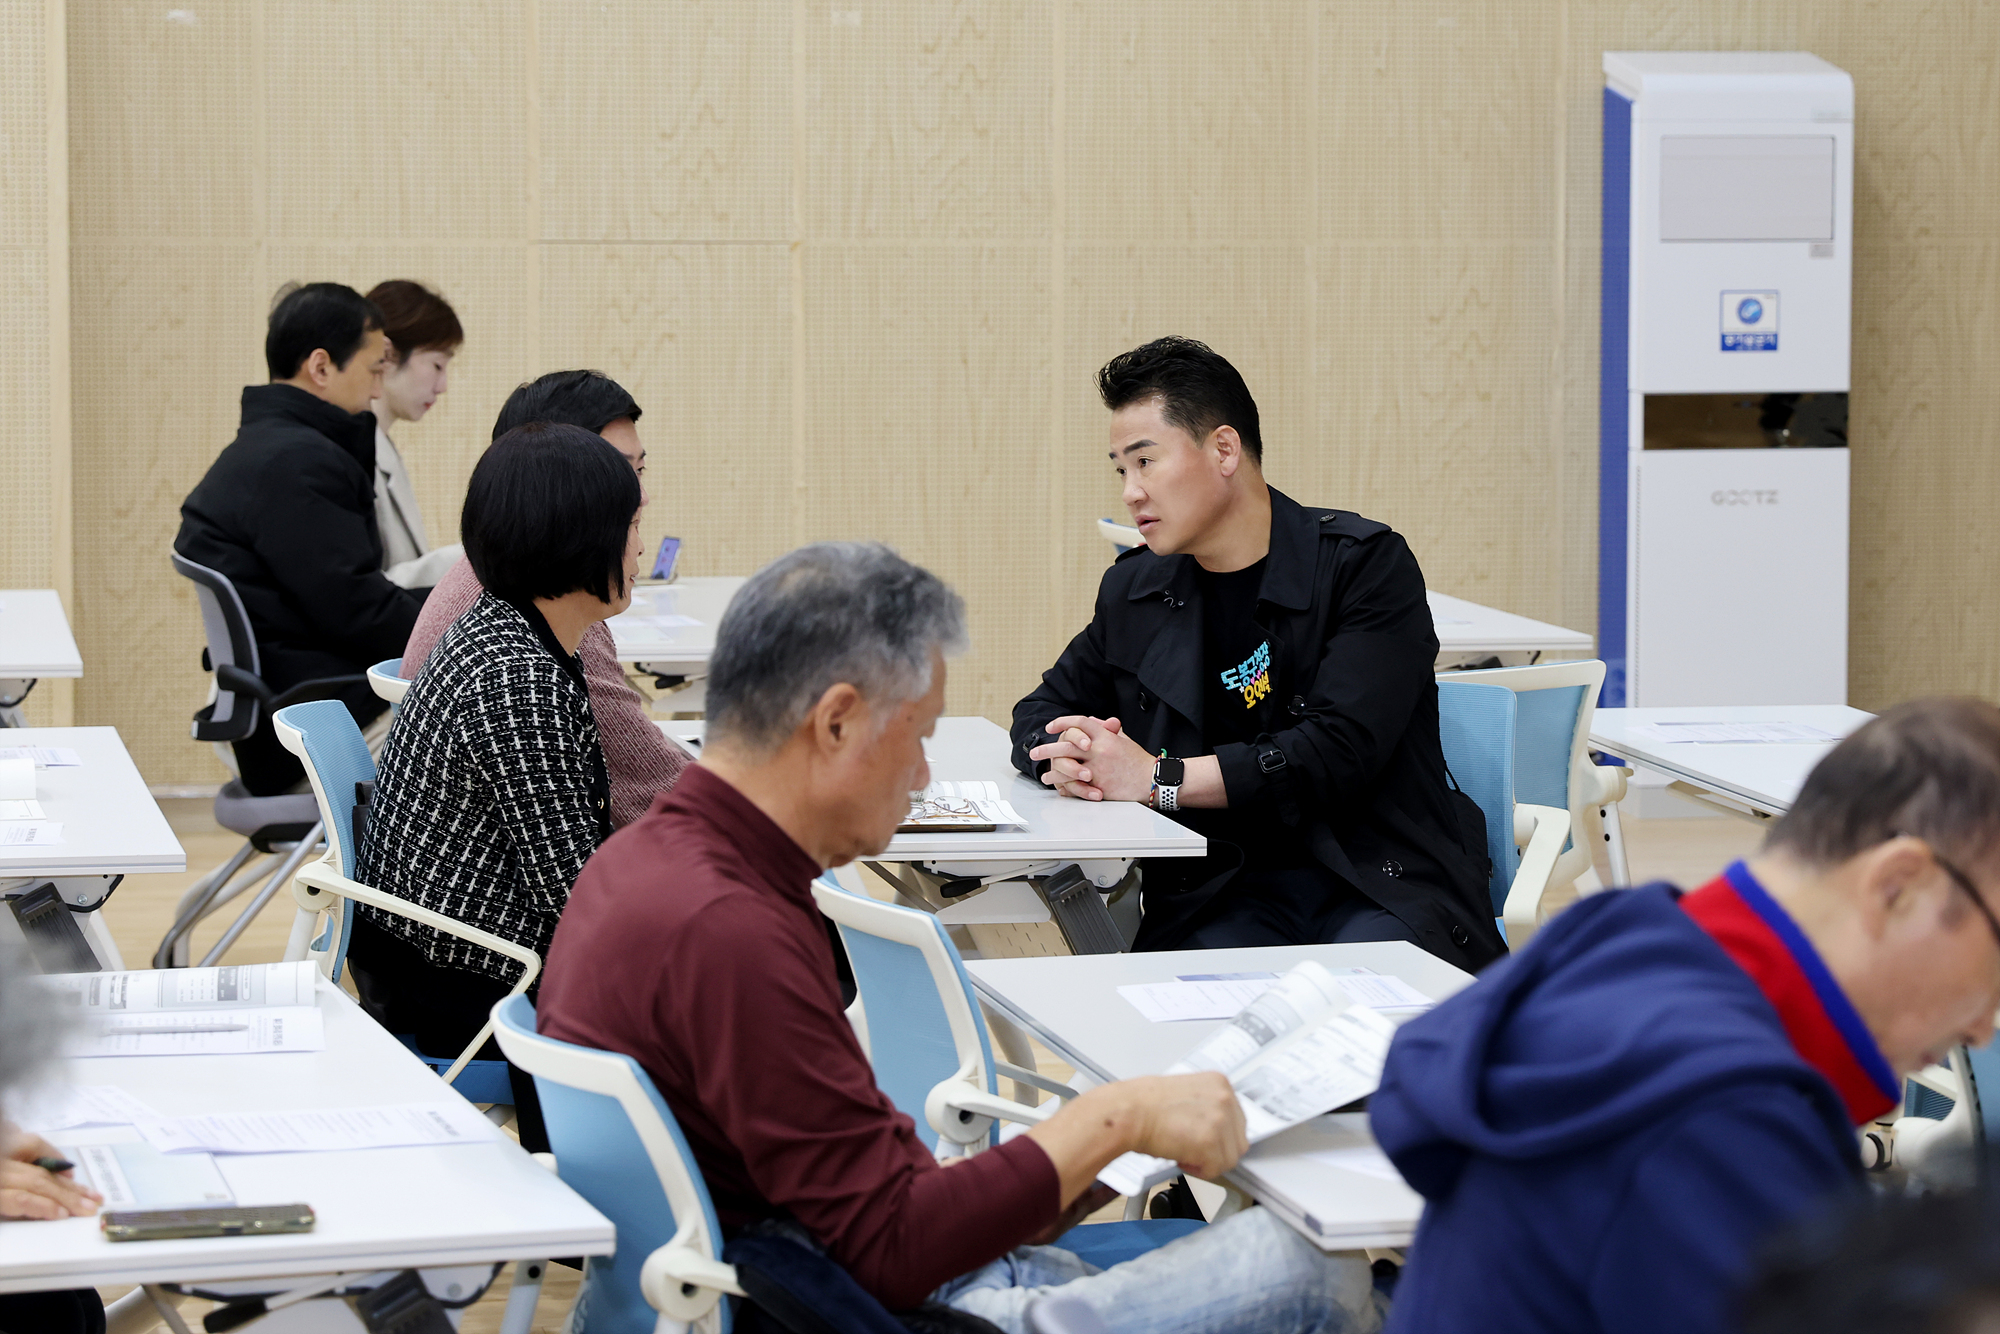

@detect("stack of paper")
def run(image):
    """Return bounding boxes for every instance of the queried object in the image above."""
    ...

[42,962,328,1056]
[903,780,1028,830]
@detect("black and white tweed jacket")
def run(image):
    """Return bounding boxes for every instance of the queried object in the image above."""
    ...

[354,591,610,982]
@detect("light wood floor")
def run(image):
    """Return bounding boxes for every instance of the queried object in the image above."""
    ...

[88,798,1765,1331]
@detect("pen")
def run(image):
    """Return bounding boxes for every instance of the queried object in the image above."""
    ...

[32,1156,74,1173]
[102,1023,250,1035]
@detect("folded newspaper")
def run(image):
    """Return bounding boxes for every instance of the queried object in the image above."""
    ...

[1097,961,1399,1196]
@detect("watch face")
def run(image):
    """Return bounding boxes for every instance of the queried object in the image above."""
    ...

[1155,757,1186,787]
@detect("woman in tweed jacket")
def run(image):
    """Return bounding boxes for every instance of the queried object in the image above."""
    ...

[351,422,643,1136]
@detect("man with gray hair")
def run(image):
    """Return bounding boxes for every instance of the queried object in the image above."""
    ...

[539,543,1386,1333]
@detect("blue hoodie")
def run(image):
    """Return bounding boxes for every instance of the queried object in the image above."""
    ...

[1372,883,1865,1334]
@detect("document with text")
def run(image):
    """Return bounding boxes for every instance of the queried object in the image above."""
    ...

[1097,961,1400,1196]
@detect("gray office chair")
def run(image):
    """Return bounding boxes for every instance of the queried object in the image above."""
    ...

[155,553,363,968]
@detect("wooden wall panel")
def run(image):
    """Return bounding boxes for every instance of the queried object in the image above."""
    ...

[0,0,66,726]
[800,244,1051,722]
[539,0,791,243]
[69,244,263,775]
[265,1,530,242]
[540,243,795,578]
[48,0,2000,783]
[801,0,1050,241]
[1064,0,1313,244]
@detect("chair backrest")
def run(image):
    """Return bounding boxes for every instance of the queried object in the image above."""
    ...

[810,874,997,1151]
[1441,660,1608,887]
[274,700,377,979]
[1435,680,1519,916]
[494,995,731,1334]
[1097,517,1143,553]
[368,658,411,706]
[273,701,377,876]
[172,552,264,742]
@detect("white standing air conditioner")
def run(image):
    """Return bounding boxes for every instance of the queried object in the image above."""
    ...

[1599,53,1853,714]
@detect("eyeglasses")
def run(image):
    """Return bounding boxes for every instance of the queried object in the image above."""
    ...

[1902,835,2000,955]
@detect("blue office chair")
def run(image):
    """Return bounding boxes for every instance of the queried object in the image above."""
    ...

[495,995,1010,1334]
[273,699,521,1103]
[158,553,361,967]
[1436,679,1571,947]
[811,873,1204,1266]
[367,657,411,707]
[1444,660,1626,892]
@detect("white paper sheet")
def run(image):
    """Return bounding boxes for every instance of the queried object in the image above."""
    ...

[1632,720,1838,745]
[0,746,83,767]
[1302,1142,1404,1183]
[12,1082,162,1130]
[1118,971,1430,1023]
[138,1101,502,1155]
[70,1006,325,1057]
[0,821,62,845]
[0,799,46,820]
[62,1140,234,1208]
[1231,1007,1398,1140]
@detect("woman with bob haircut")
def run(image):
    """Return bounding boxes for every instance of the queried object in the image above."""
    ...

[349,421,643,1144]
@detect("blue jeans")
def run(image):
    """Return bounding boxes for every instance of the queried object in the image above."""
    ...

[934,1209,1388,1334]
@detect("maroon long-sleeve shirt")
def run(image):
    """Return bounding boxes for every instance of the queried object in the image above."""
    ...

[538,763,1061,1308]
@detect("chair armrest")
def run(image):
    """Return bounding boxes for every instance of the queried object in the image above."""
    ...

[1502,805,1571,950]
[294,860,541,1083]
[214,663,274,706]
[994,1062,1078,1102]
[270,674,370,710]
[927,1080,1059,1147]
[640,1243,746,1321]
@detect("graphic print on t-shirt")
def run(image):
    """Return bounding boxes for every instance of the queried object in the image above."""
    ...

[1221,641,1273,708]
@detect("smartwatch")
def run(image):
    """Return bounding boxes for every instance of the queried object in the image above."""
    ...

[1151,756,1186,812]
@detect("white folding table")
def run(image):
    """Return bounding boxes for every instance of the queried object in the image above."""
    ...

[967,942,1475,1249]
[0,589,83,727]
[1,726,185,970]
[606,577,746,718]
[0,975,613,1329]
[1428,591,1593,669]
[1589,705,1874,821]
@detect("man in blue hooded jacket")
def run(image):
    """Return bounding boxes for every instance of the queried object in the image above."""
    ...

[1372,698,2000,1334]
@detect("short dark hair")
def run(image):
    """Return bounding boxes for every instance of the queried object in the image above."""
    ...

[1741,1162,2000,1334]
[265,282,384,380]
[462,422,642,605]
[366,280,464,360]
[491,370,642,441]
[1765,698,2000,872]
[1097,336,1263,464]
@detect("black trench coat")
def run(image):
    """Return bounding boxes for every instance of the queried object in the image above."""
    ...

[1011,487,1506,973]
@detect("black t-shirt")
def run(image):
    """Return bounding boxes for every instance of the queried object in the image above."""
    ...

[1172,559,1314,873]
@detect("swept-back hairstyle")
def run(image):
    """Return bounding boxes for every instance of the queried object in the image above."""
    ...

[491,370,642,441]
[1097,336,1264,464]
[462,422,642,605]
[265,282,383,380]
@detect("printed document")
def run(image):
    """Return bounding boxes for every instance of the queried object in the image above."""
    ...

[0,746,82,767]
[0,799,46,820]
[1117,970,1431,1022]
[902,780,1028,830]
[1098,962,1400,1195]
[71,1007,325,1057]
[44,961,318,1013]
[139,1102,502,1155]
[0,822,62,846]
[12,1082,161,1130]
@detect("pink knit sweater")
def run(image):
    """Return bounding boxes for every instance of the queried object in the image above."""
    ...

[401,558,689,829]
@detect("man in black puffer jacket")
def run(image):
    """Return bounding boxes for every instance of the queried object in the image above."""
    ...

[175,282,427,793]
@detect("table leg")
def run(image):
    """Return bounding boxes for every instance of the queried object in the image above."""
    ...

[497,1258,549,1334]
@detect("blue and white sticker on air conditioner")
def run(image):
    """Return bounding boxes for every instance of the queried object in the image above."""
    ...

[1720,291,1779,351]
